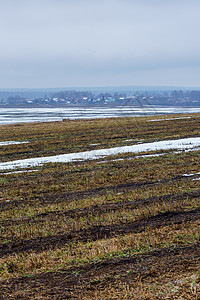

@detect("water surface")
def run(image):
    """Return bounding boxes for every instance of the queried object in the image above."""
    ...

[0,106,200,125]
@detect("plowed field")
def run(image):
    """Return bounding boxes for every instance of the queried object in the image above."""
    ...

[0,114,200,299]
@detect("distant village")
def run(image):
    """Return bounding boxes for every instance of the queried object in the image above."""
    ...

[0,89,200,107]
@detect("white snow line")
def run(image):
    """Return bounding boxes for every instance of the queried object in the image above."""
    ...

[136,153,166,158]
[0,141,29,146]
[0,137,200,170]
[98,158,125,164]
[182,173,195,177]
[98,153,165,164]
[147,117,193,122]
[0,169,39,175]
[125,139,134,142]
[182,171,200,177]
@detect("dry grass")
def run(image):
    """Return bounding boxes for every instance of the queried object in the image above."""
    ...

[0,113,200,299]
[1,220,200,280]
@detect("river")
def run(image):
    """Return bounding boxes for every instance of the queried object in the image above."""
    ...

[0,106,200,125]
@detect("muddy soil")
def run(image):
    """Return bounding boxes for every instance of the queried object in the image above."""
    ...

[0,173,196,212]
[1,243,199,299]
[1,188,200,228]
[1,208,200,258]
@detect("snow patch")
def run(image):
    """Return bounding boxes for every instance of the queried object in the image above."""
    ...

[0,141,29,146]
[182,171,200,178]
[0,137,200,170]
[125,139,134,142]
[0,169,39,175]
[148,117,193,122]
[136,153,166,158]
[182,173,195,177]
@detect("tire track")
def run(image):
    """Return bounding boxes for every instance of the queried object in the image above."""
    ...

[1,189,200,227]
[1,243,200,299]
[1,208,200,258]
[0,173,196,211]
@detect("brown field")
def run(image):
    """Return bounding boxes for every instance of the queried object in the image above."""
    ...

[0,113,200,299]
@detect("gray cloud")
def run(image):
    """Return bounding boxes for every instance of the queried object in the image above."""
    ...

[0,0,200,88]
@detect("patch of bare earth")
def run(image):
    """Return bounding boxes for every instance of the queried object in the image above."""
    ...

[1,243,200,299]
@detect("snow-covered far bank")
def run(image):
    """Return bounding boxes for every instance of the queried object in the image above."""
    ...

[0,141,28,146]
[0,137,200,170]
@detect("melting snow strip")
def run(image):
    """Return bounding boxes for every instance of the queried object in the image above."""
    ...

[182,173,195,177]
[0,141,29,146]
[98,153,165,164]
[182,171,200,177]
[0,137,200,170]
[0,169,39,175]
[147,117,193,122]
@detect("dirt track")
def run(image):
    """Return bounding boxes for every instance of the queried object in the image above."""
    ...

[1,243,200,299]
[1,188,200,228]
[0,172,197,212]
[1,207,200,258]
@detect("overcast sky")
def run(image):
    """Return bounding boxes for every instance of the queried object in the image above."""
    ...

[0,0,200,88]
